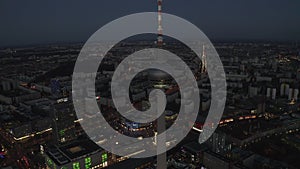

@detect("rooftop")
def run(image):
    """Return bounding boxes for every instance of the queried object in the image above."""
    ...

[182,141,207,153]
[46,139,102,166]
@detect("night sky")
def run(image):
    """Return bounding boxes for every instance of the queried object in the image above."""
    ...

[1,0,300,47]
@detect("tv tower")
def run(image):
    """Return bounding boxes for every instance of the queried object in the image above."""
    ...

[157,0,163,47]
[201,45,207,73]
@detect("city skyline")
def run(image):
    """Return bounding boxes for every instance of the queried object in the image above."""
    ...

[0,1,300,169]
[1,0,300,47]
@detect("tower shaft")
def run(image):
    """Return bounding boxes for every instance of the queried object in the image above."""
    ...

[157,0,163,46]
[201,45,207,73]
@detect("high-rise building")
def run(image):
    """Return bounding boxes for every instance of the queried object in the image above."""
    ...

[294,89,299,101]
[280,83,290,97]
[248,85,258,97]
[288,88,293,101]
[0,78,18,91]
[50,101,77,144]
[207,132,231,154]
[272,88,277,100]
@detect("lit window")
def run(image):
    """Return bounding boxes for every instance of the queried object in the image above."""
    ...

[85,157,92,169]
[101,153,108,167]
[47,158,53,166]
[73,162,80,169]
